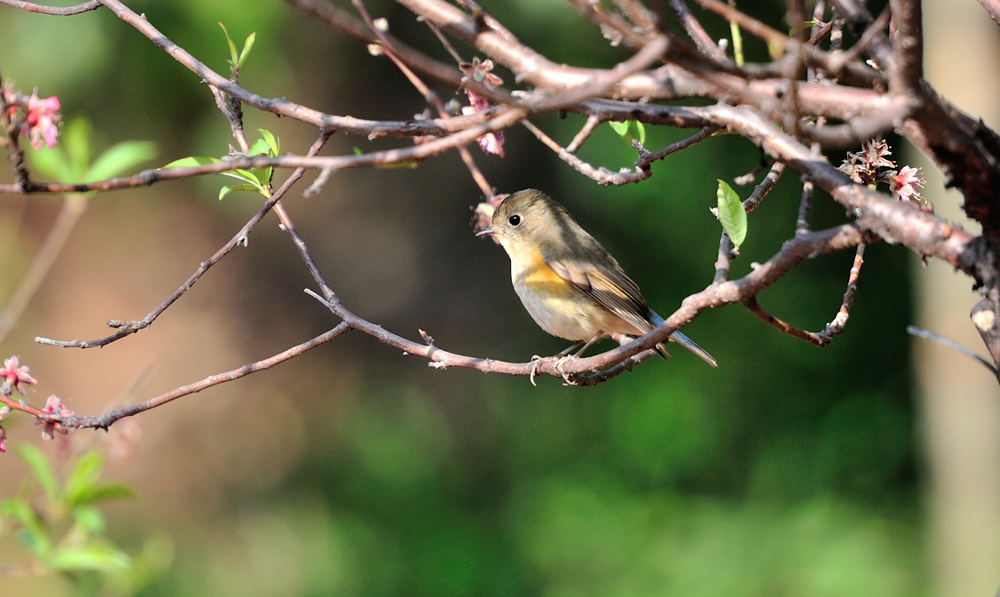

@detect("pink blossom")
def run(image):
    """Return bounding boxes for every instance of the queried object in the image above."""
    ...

[459,57,503,89]
[23,91,61,149]
[889,165,925,204]
[0,356,37,396]
[0,426,6,453]
[462,90,505,157]
[37,395,72,441]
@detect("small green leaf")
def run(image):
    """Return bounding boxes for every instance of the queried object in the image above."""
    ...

[789,19,819,36]
[69,484,134,506]
[27,117,95,182]
[219,22,239,66]
[257,129,278,156]
[162,156,221,169]
[14,444,59,503]
[219,183,261,200]
[48,541,132,572]
[248,139,270,158]
[220,168,259,184]
[27,144,72,182]
[629,120,645,145]
[609,121,629,136]
[239,32,256,67]
[1,498,51,556]
[716,179,747,247]
[246,139,273,194]
[72,505,105,534]
[87,141,157,181]
[63,451,102,506]
[62,118,93,180]
[609,120,645,146]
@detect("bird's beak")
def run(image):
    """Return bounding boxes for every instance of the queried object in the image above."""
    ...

[476,228,496,237]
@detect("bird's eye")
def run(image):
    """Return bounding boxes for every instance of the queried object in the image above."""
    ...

[508,214,521,227]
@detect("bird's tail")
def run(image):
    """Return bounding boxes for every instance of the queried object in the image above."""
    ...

[650,312,718,368]
[668,331,717,368]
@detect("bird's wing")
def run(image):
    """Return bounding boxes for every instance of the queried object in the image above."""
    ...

[542,253,653,335]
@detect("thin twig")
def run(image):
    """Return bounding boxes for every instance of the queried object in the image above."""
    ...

[0,0,99,15]
[0,77,31,191]
[523,120,717,186]
[566,114,602,153]
[46,323,352,430]
[34,133,333,349]
[0,194,88,347]
[829,5,889,70]
[613,0,659,34]
[743,243,865,347]
[353,0,494,198]
[1,107,524,196]
[667,0,728,61]
[796,178,814,235]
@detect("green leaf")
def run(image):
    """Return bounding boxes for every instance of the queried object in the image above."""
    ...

[219,22,239,66]
[609,120,645,146]
[27,145,73,182]
[716,179,747,247]
[789,19,819,36]
[62,118,93,180]
[247,137,274,193]
[87,141,157,182]
[63,451,102,506]
[72,505,105,534]
[68,484,133,506]
[26,116,95,182]
[219,183,261,200]
[162,156,221,169]
[14,444,59,503]
[106,534,174,594]
[1,498,51,556]
[48,541,132,572]
[239,32,257,67]
[256,129,278,156]
[248,138,271,157]
[630,120,645,145]
[221,168,263,187]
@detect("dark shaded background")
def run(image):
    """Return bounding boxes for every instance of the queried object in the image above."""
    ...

[0,1,928,595]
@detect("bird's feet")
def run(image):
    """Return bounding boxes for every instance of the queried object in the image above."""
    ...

[529,354,578,386]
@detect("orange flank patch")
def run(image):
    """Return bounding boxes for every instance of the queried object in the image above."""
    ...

[518,249,574,296]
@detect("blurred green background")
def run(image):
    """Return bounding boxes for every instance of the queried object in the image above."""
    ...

[0,0,944,595]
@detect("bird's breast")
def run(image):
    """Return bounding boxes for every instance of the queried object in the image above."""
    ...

[509,248,611,341]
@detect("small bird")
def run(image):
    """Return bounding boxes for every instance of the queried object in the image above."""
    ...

[478,189,716,369]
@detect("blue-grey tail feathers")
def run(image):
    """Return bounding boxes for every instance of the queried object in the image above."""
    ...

[650,311,717,368]
[669,331,717,368]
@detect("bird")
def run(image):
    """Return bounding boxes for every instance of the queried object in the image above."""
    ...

[477,189,716,372]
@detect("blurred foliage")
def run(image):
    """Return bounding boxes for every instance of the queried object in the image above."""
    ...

[0,445,172,594]
[0,0,924,596]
